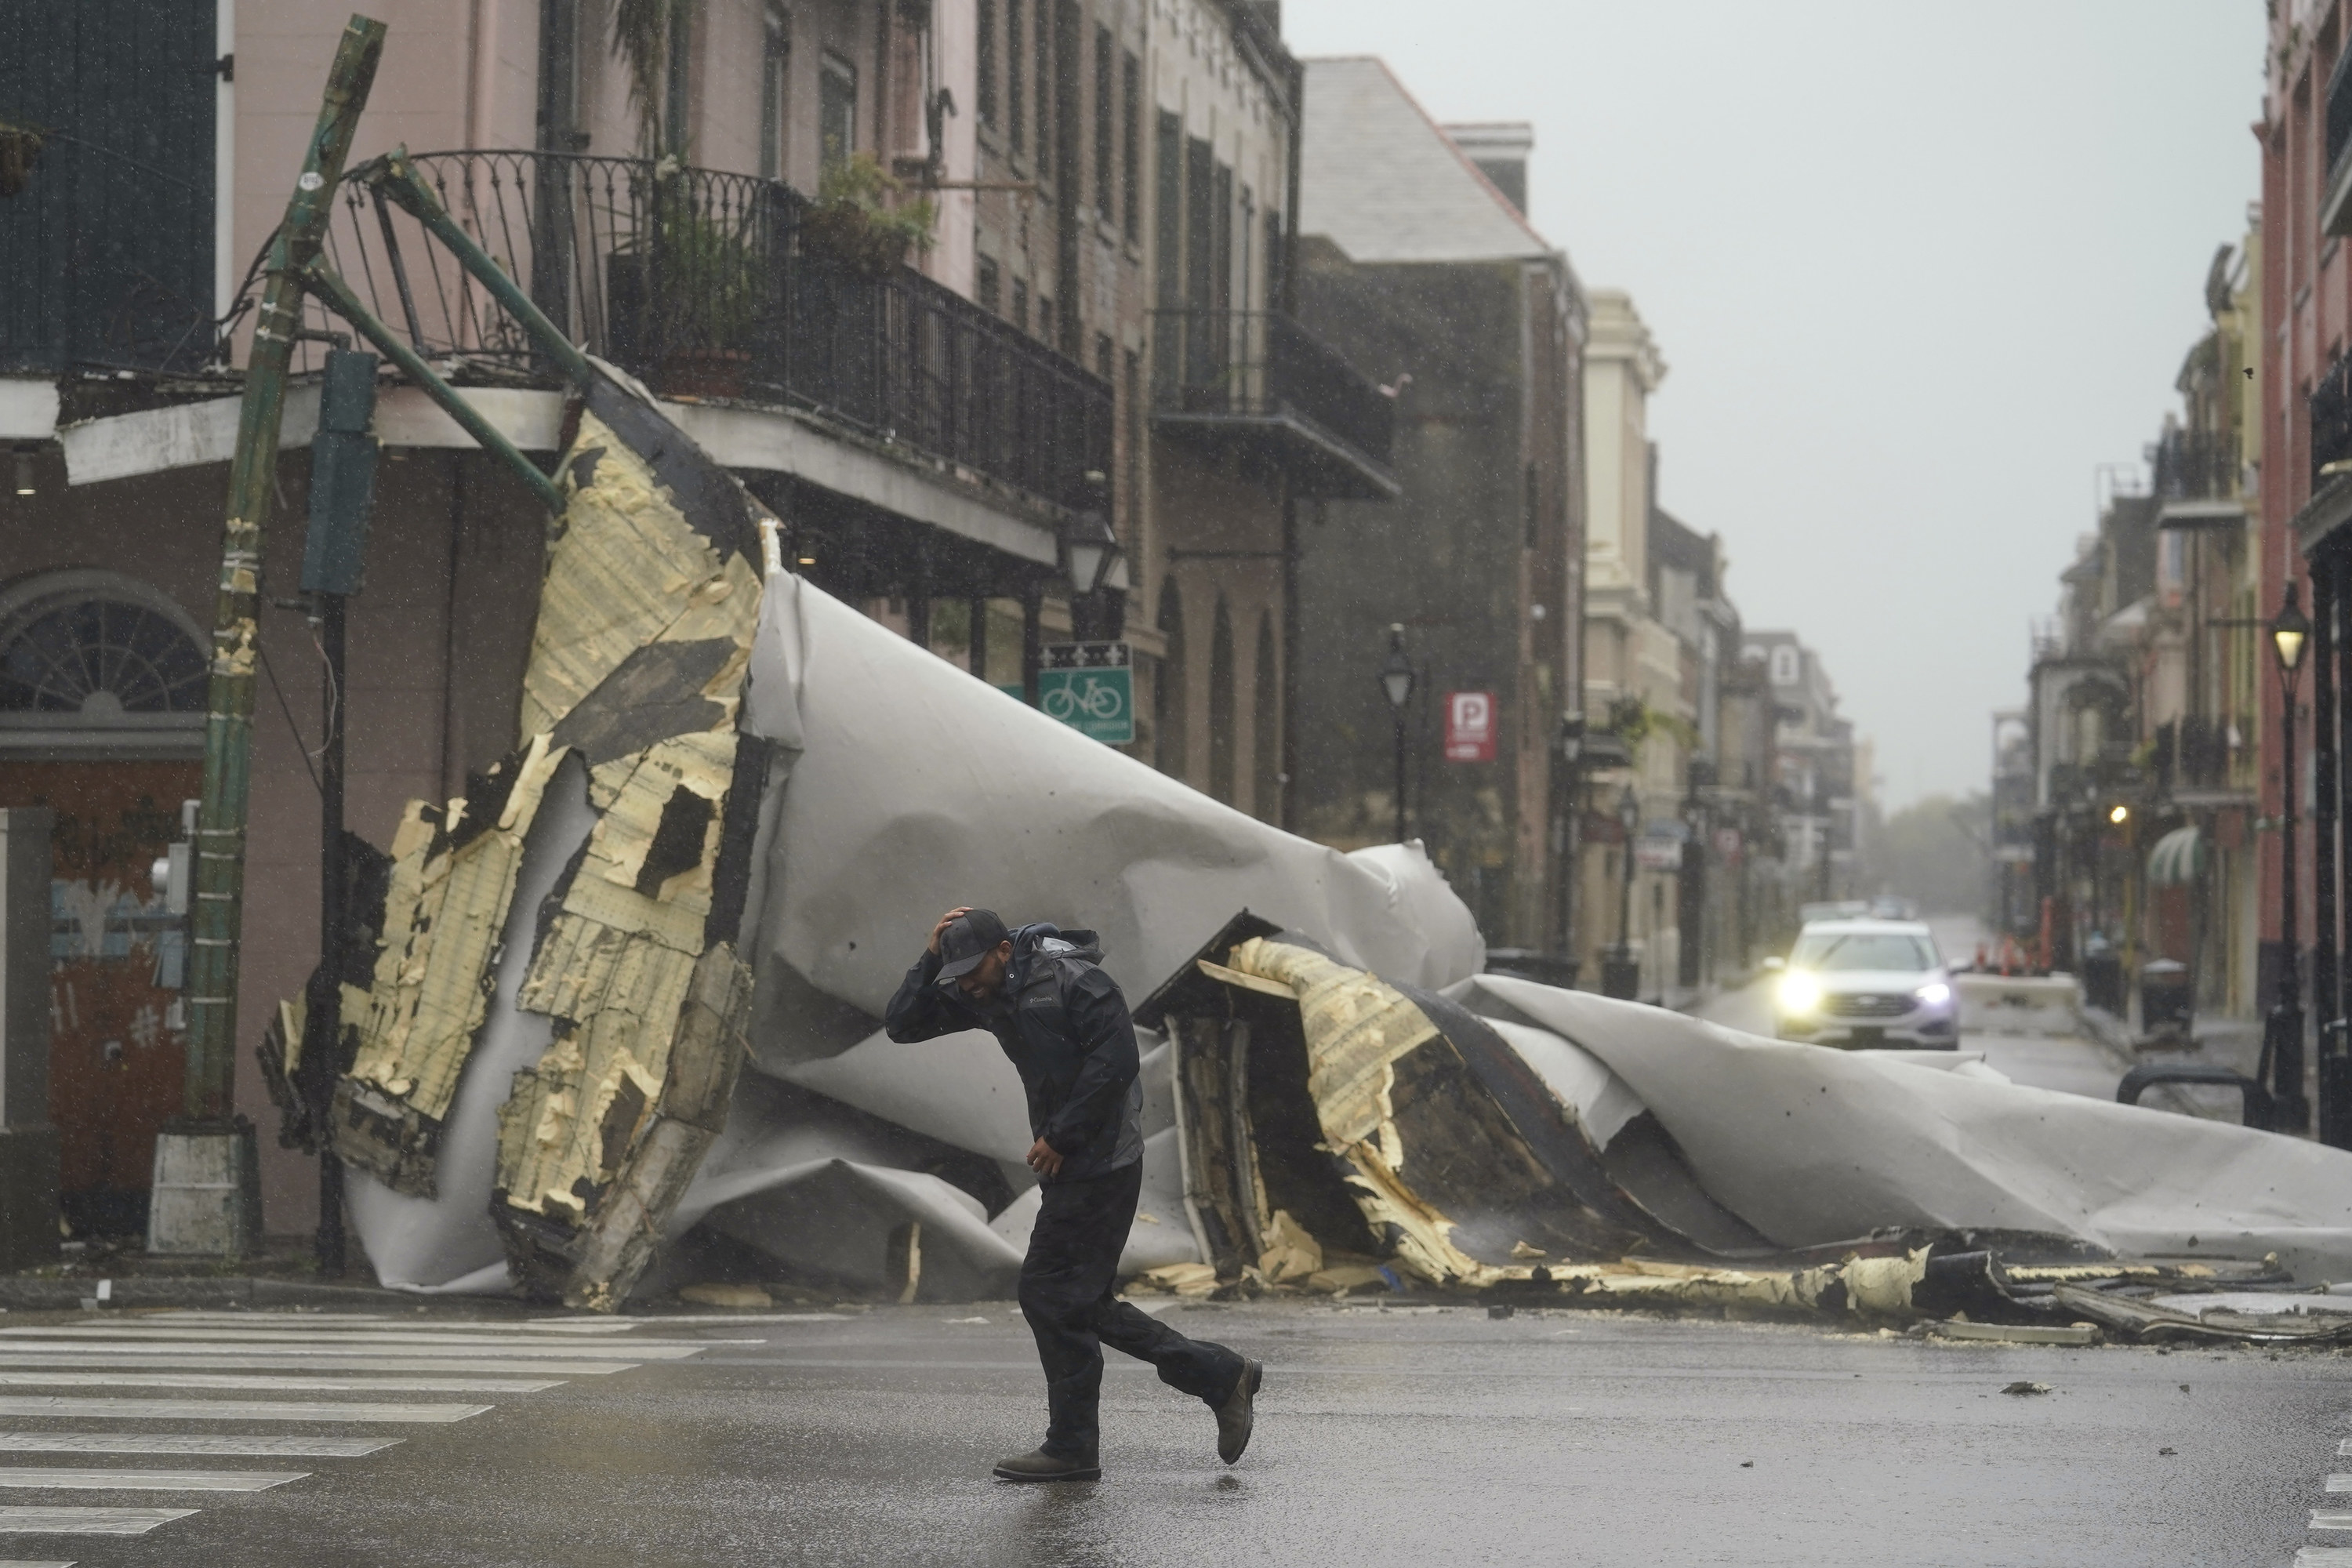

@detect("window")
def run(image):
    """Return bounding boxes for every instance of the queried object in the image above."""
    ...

[1011,278,1029,334]
[760,3,790,180]
[1239,186,1253,310]
[0,572,209,754]
[1007,0,1025,151]
[1263,207,1284,308]
[1154,111,1181,306]
[1037,294,1053,342]
[1770,644,1799,687]
[1210,161,1232,314]
[1123,348,1141,520]
[1788,931,1936,974]
[1208,597,1236,804]
[819,52,858,173]
[1121,53,1141,242]
[978,0,998,127]
[1033,0,1051,173]
[1185,138,1214,313]
[1094,26,1113,217]
[663,2,694,154]
[1094,332,1113,383]
[977,256,1001,317]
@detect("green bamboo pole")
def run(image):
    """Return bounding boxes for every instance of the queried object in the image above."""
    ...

[185,16,387,1123]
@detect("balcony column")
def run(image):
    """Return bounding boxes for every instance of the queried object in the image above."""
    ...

[906,545,931,653]
[1021,581,1044,705]
[2316,552,2341,1109]
[2331,544,2352,1146]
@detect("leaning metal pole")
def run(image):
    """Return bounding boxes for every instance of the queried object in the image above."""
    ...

[158,15,387,1258]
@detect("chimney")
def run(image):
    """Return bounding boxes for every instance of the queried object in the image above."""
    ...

[1442,122,1534,217]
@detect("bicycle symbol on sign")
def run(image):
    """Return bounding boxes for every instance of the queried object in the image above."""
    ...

[1041,673,1127,723]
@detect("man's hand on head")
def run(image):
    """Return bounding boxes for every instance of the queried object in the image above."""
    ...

[1025,1137,1063,1178]
[929,906,974,955]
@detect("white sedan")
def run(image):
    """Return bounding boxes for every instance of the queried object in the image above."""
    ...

[1768,918,1959,1049]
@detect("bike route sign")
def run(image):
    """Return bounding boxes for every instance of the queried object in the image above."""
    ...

[1039,641,1134,745]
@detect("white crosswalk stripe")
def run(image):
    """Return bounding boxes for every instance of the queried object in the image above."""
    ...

[0,1470,307,1493]
[0,1434,397,1458]
[0,1398,489,1424]
[0,1557,77,1566]
[0,1335,720,1363]
[0,1372,561,1394]
[0,1338,691,1360]
[0,1329,735,1354]
[0,1507,194,1534]
[147,1313,642,1335]
[0,1311,710,1547]
[0,1353,625,1376]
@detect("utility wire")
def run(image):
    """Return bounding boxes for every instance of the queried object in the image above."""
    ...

[256,637,325,800]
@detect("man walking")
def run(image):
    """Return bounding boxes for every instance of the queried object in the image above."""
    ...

[886,907,1261,1482]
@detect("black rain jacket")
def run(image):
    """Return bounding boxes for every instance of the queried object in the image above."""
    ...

[883,922,1144,1185]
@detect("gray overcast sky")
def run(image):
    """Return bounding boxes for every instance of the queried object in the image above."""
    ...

[1281,0,2265,810]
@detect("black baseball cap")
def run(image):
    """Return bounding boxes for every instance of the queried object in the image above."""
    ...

[935,909,1011,984]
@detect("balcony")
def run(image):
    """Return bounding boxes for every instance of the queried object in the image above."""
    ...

[323,150,1109,517]
[2151,428,2244,531]
[1148,309,1400,501]
[2325,42,2352,238]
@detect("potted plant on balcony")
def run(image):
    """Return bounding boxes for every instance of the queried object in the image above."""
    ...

[605,168,769,399]
[800,153,938,278]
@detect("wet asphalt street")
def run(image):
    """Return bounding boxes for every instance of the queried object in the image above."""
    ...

[2,1301,2346,1567]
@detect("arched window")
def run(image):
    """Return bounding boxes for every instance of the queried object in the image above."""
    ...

[0,572,207,757]
[1252,613,1279,823]
[1154,579,1186,779]
[1208,597,1236,804]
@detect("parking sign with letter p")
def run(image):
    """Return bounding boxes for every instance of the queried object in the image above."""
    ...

[1444,691,1496,762]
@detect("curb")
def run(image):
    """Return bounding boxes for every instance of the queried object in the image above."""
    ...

[0,1276,424,1312]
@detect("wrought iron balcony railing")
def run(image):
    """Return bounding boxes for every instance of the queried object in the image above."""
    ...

[2314,351,2352,494]
[2151,428,2239,503]
[322,149,1109,515]
[1148,307,1398,500]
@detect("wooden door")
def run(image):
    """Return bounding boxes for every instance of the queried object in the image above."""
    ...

[0,760,198,1236]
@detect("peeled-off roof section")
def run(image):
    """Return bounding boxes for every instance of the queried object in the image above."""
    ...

[1299,56,1556,263]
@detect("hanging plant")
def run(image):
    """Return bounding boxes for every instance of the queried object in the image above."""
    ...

[611,0,699,159]
[800,153,938,277]
[0,119,45,199]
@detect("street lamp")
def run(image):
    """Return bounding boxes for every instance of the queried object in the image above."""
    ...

[1602,785,1642,1000]
[1059,483,1120,598]
[1380,626,1414,844]
[2271,579,2313,1134]
[1558,713,1587,982]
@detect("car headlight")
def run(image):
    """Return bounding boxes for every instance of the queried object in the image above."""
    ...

[1778,973,1823,1014]
[1915,982,1951,1008]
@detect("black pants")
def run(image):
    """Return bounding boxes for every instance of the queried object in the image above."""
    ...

[1018,1160,1244,1460]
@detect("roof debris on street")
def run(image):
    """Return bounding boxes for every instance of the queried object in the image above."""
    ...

[276,365,2352,1330]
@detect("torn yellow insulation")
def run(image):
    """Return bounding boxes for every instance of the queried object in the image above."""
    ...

[517,412,762,739]
[330,739,563,1195]
[1228,938,1440,1147]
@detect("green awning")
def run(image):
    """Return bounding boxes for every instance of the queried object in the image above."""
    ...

[2147,826,2205,887]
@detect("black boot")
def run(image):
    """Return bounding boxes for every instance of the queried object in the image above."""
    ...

[1214,1359,1263,1465]
[993,1446,1101,1483]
